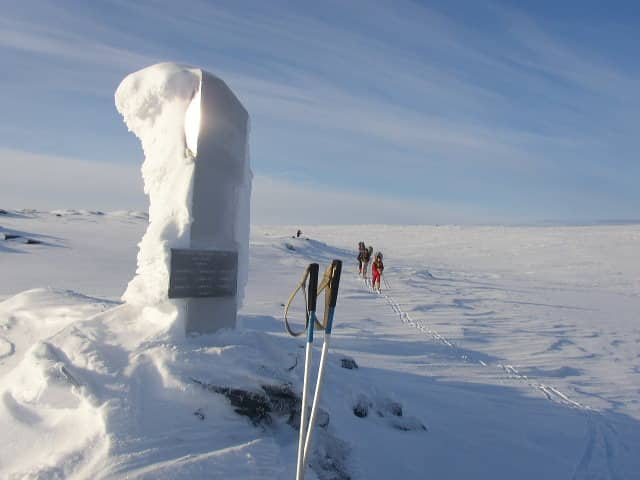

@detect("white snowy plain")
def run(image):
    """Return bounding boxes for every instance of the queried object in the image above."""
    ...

[1,209,639,479]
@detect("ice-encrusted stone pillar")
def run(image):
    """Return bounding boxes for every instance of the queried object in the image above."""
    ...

[115,63,251,335]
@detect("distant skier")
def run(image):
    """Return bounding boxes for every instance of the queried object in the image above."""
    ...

[372,252,384,292]
[361,245,373,278]
[357,242,366,273]
[296,229,302,238]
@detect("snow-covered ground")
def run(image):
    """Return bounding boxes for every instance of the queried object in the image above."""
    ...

[1,210,639,479]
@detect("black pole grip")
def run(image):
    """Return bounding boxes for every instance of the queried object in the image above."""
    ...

[307,263,319,312]
[328,260,342,308]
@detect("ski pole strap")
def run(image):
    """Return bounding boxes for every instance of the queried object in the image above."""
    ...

[315,264,332,301]
[284,264,318,337]
[313,264,332,330]
[285,260,342,336]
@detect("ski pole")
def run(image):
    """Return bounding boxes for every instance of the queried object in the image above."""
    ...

[296,263,319,480]
[303,260,342,468]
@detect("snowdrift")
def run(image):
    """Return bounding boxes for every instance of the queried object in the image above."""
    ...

[2,214,640,478]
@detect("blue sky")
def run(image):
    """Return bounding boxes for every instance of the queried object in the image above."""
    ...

[1,0,638,224]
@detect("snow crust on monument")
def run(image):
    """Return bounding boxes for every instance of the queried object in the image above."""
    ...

[115,62,251,311]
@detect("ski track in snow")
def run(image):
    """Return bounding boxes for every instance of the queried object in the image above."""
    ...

[358,274,627,480]
[371,277,588,410]
[570,416,629,480]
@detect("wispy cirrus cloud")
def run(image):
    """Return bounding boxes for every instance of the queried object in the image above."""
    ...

[0,0,638,222]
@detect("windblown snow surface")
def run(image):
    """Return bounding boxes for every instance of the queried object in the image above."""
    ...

[1,210,639,479]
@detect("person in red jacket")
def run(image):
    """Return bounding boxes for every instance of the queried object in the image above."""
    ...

[372,252,384,292]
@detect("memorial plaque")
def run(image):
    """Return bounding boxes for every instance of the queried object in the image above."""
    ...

[168,249,238,299]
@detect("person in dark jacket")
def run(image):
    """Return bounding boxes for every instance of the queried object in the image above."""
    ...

[372,252,384,292]
[357,241,366,273]
[361,245,373,278]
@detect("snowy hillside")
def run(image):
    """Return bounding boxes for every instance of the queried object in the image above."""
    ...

[1,210,639,479]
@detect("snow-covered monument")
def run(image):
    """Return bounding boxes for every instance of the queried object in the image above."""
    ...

[115,63,251,334]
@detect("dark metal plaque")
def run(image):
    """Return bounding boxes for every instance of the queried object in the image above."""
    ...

[168,249,238,298]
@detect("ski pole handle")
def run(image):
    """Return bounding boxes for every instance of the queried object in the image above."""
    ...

[324,260,342,334]
[307,263,319,313]
[328,260,342,308]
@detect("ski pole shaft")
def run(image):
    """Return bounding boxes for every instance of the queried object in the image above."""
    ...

[296,335,312,480]
[303,260,341,468]
[296,263,318,480]
[303,332,331,467]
